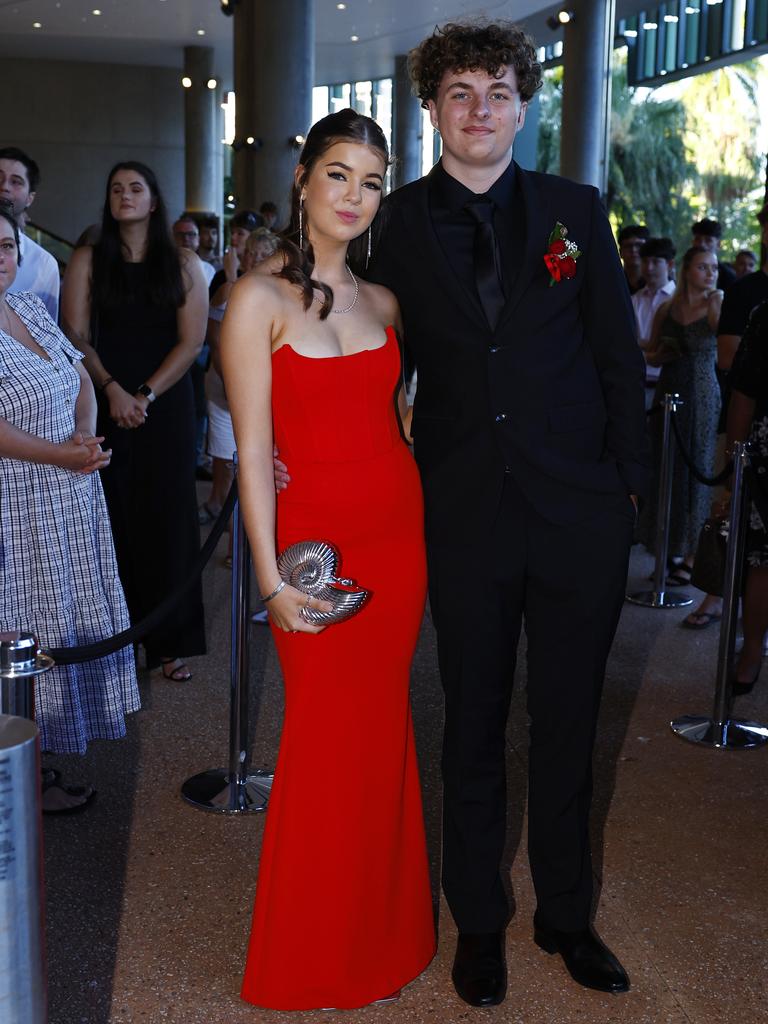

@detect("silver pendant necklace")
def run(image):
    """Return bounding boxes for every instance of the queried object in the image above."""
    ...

[314,263,359,314]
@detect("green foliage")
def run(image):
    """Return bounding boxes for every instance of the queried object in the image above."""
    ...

[536,52,767,259]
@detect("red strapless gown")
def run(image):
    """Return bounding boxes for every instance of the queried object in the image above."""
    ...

[240,326,436,1010]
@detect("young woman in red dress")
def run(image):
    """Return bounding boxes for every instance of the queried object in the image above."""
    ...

[222,110,436,1011]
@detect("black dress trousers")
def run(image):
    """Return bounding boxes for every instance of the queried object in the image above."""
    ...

[427,473,635,934]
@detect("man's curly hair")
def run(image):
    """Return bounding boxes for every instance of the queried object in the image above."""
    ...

[409,21,543,106]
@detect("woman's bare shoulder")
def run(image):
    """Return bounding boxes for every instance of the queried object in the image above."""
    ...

[360,279,399,322]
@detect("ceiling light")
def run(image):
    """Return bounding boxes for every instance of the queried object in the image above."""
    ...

[181,76,193,88]
[624,28,638,36]
[546,10,575,30]
[33,21,42,28]
[207,78,218,90]
[92,8,102,14]
[643,21,658,29]
[289,134,306,148]
[246,136,255,145]
[685,6,700,13]
[664,13,679,21]
[337,2,347,7]
[197,28,206,35]
[350,34,359,41]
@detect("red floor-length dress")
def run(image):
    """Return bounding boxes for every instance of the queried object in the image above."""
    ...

[241,326,436,1011]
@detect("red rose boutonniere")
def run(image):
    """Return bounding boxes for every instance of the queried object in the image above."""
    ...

[543,222,581,287]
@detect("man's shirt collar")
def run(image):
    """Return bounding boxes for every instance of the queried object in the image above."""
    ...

[431,158,517,214]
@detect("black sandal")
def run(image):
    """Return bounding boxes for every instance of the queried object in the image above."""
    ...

[666,564,693,586]
[42,770,96,815]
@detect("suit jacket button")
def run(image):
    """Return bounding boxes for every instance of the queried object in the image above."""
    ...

[495,413,507,422]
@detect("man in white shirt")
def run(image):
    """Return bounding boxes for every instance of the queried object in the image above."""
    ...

[172,215,216,286]
[631,237,676,405]
[0,147,60,321]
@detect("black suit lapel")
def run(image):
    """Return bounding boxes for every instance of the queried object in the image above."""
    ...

[496,164,545,334]
[399,167,488,328]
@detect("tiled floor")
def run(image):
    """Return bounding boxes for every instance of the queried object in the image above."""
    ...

[43,536,768,1024]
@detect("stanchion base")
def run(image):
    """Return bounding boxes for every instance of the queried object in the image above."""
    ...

[626,589,693,608]
[181,768,274,814]
[670,715,768,749]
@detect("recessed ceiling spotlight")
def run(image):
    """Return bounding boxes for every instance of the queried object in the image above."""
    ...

[33,21,42,28]
[337,2,347,8]
[350,34,359,41]
[246,136,255,145]
[92,8,102,14]
[197,28,206,35]
[207,78,218,89]
[181,76,193,88]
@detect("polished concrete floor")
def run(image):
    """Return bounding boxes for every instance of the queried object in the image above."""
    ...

[43,528,768,1024]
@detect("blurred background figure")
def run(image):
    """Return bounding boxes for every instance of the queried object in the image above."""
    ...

[618,223,650,295]
[209,208,262,306]
[641,246,723,590]
[0,146,60,320]
[197,214,222,271]
[734,249,757,279]
[259,201,279,230]
[61,160,209,682]
[173,215,215,286]
[632,237,676,408]
[691,218,736,293]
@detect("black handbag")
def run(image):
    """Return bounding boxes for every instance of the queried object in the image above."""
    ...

[691,517,727,596]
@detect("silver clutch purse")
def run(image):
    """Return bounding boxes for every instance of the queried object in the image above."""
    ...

[276,540,370,625]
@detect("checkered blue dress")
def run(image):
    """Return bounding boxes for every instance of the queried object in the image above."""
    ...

[0,291,139,754]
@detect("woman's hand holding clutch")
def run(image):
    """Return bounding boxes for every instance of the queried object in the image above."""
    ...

[264,584,334,634]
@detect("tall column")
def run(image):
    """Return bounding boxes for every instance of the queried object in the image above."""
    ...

[559,0,616,193]
[233,0,315,219]
[183,46,219,215]
[392,55,422,189]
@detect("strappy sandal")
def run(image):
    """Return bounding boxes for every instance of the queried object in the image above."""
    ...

[160,657,192,681]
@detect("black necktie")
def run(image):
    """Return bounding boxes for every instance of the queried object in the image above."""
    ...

[466,199,506,330]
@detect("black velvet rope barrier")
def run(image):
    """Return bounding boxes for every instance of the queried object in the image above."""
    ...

[45,480,238,665]
[669,412,733,488]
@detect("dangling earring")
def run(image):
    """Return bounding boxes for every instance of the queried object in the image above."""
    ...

[298,196,304,249]
[366,225,372,269]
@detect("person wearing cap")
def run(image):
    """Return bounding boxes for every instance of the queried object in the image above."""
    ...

[209,209,263,306]
[691,217,736,293]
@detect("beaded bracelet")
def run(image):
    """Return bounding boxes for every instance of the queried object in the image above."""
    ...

[260,580,286,603]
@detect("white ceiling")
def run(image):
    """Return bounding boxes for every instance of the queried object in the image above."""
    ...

[0,0,648,88]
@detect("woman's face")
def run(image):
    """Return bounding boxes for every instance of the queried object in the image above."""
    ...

[0,214,19,294]
[248,240,274,266]
[299,140,385,248]
[230,227,251,256]
[685,250,718,293]
[109,169,156,224]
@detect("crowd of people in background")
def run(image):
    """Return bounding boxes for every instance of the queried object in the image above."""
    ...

[619,206,768,689]
[1,135,767,812]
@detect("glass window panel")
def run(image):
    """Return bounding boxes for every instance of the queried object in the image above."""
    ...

[312,86,330,125]
[354,81,372,116]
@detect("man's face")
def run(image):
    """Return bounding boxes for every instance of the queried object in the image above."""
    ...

[734,252,756,277]
[200,224,218,251]
[261,210,277,229]
[427,66,526,171]
[619,236,644,271]
[692,233,719,254]
[0,159,33,219]
[642,255,671,290]
[173,220,200,251]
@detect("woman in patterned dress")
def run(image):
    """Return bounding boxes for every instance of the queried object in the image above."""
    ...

[642,246,723,589]
[0,205,139,812]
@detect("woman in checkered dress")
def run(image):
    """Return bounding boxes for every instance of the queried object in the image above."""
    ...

[0,207,139,776]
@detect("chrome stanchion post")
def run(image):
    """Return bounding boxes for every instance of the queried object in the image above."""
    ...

[672,443,768,748]
[627,393,693,609]
[0,715,46,1024]
[182,456,274,813]
[0,632,55,720]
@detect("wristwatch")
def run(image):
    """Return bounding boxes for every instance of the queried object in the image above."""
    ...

[136,384,156,403]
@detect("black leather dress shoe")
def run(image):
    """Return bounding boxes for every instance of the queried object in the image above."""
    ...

[451,932,507,1007]
[534,922,629,993]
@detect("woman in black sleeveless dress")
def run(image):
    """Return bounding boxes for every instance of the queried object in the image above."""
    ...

[61,162,209,679]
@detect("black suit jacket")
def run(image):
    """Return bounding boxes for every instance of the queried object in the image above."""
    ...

[368,162,650,542]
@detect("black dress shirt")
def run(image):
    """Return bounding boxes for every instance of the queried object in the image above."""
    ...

[428,159,525,306]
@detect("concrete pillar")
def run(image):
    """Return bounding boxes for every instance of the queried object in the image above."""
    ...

[392,55,422,189]
[233,0,315,220]
[559,0,616,193]
[183,46,219,215]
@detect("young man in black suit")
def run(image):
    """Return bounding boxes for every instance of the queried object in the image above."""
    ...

[367,22,649,1007]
